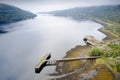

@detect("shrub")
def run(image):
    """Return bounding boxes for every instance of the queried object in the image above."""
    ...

[88,48,103,56]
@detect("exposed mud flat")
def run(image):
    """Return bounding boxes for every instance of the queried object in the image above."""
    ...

[51,45,114,80]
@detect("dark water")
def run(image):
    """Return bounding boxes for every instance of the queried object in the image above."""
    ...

[0,14,106,80]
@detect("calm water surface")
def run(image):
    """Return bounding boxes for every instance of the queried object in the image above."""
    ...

[0,14,106,80]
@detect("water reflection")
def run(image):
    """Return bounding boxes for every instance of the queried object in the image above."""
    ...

[0,14,106,80]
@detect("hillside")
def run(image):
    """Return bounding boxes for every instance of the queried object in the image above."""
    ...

[50,5,120,23]
[0,3,37,23]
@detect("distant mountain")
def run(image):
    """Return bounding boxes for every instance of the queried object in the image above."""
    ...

[50,5,120,23]
[0,3,37,23]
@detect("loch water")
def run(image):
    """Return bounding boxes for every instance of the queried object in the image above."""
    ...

[0,14,106,80]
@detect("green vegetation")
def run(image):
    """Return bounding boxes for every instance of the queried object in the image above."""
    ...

[116,62,120,72]
[0,3,37,23]
[51,5,120,23]
[88,48,103,56]
[104,41,120,58]
[88,40,120,72]
[106,23,120,37]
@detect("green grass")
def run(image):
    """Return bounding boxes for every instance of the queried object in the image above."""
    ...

[106,23,120,37]
[88,40,120,72]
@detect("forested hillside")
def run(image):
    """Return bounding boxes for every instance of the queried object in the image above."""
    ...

[0,3,37,23]
[51,5,120,23]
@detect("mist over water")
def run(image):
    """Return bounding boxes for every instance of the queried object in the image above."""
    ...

[0,14,106,80]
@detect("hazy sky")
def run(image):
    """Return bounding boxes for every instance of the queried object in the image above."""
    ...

[0,0,120,12]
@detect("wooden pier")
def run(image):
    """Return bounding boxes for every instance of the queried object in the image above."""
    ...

[35,54,51,73]
[35,36,101,73]
[35,54,100,73]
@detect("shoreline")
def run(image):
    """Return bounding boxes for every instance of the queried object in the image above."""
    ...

[91,18,119,41]
[52,19,119,80]
[98,27,118,41]
[63,18,118,58]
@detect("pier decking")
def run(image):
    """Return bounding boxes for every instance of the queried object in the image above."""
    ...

[35,54,51,73]
[35,54,100,73]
